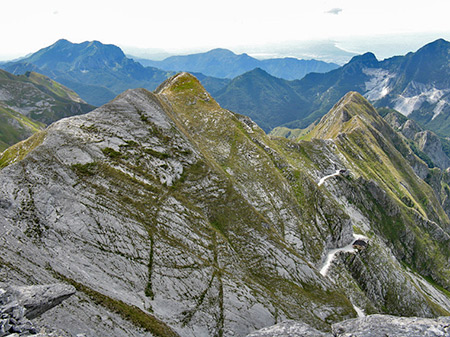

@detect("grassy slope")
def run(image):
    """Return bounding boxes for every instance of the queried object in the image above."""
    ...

[21,71,85,102]
[0,69,95,151]
[0,104,45,152]
[269,126,305,140]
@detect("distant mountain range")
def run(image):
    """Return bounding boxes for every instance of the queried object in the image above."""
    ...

[135,48,339,80]
[1,39,174,106]
[0,69,94,151]
[214,39,450,136]
[2,38,450,137]
[1,40,338,107]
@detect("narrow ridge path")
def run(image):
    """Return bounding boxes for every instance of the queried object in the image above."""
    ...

[318,170,341,186]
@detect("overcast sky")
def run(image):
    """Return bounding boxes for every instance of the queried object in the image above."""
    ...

[1,0,449,61]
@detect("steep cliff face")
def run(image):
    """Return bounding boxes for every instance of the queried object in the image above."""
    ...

[381,108,450,220]
[1,76,449,337]
[390,116,450,170]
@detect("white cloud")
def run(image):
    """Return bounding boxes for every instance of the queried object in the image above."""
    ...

[325,8,343,15]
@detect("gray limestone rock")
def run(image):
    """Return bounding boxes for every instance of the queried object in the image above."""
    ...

[398,118,450,170]
[0,83,359,336]
[415,130,450,169]
[332,314,450,337]
[247,316,450,337]
[0,283,74,336]
[13,284,76,319]
[245,320,332,337]
[401,119,423,140]
[1,75,450,337]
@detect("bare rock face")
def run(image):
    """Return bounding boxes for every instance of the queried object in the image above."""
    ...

[0,283,75,336]
[415,130,450,169]
[401,119,423,140]
[332,314,450,337]
[245,320,332,337]
[12,284,76,319]
[247,315,450,337]
[0,75,357,336]
[398,118,450,170]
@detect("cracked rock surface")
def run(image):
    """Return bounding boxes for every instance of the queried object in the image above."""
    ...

[0,283,75,337]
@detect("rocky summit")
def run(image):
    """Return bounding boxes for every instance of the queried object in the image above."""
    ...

[0,73,450,336]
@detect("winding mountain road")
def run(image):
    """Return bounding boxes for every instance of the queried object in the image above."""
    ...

[320,233,368,277]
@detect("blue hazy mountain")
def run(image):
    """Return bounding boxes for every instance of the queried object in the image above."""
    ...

[136,48,339,80]
[2,39,174,106]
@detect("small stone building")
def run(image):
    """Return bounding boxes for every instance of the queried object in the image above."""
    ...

[352,239,367,250]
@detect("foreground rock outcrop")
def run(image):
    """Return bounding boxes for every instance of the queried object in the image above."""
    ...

[333,314,450,337]
[0,283,75,336]
[246,315,450,337]
[246,320,332,337]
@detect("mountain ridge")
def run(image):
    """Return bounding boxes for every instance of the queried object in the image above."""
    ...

[1,74,450,336]
[0,68,94,151]
[0,75,357,335]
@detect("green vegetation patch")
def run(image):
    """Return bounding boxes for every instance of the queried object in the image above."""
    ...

[172,78,196,92]
[101,147,123,159]
[269,126,304,140]
[144,148,170,160]
[407,139,435,168]
[23,71,82,102]
[0,105,45,151]
[71,162,98,176]
[0,131,46,169]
